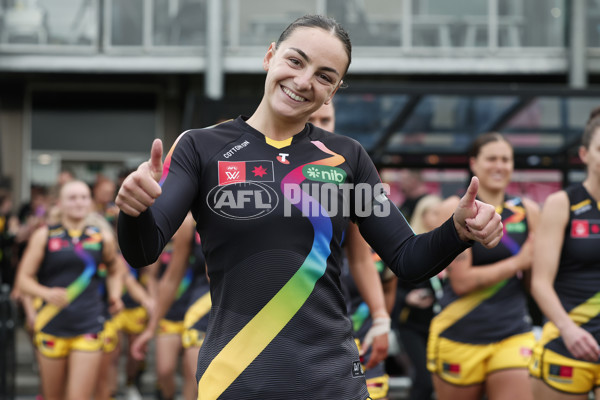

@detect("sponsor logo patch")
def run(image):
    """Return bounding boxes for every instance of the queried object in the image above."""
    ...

[277,153,290,164]
[218,161,274,186]
[352,360,365,377]
[505,221,526,233]
[207,182,279,220]
[302,165,347,184]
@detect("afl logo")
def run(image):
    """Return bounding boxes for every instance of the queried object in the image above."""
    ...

[206,182,279,220]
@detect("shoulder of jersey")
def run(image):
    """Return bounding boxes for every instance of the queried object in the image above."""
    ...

[178,119,244,147]
[309,125,363,148]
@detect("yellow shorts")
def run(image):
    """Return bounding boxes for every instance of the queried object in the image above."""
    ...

[427,331,535,386]
[353,339,389,399]
[35,331,103,359]
[158,319,185,336]
[366,374,390,400]
[182,328,206,349]
[101,318,120,353]
[114,307,148,335]
[530,322,600,394]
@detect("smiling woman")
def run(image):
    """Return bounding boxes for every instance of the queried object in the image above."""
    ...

[15,181,124,400]
[115,14,503,400]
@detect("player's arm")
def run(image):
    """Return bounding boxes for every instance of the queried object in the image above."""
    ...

[16,226,69,307]
[101,229,126,315]
[352,145,500,282]
[519,197,540,291]
[531,191,600,361]
[345,223,389,370]
[117,137,200,268]
[130,213,195,359]
[381,268,398,315]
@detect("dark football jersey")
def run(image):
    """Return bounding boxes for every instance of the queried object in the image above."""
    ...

[36,224,105,336]
[119,117,470,399]
[437,196,532,344]
[546,184,600,359]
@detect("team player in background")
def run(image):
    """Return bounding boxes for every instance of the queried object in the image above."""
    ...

[529,108,600,399]
[140,213,201,400]
[428,132,539,400]
[116,14,503,399]
[397,194,443,400]
[15,180,124,400]
[91,175,155,400]
[309,101,396,399]
[309,101,395,397]
[131,212,210,400]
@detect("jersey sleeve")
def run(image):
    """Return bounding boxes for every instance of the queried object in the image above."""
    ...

[351,144,471,282]
[118,132,201,268]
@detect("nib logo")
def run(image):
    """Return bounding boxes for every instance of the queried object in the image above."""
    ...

[302,165,347,184]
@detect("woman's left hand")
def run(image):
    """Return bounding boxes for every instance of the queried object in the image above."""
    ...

[453,177,503,249]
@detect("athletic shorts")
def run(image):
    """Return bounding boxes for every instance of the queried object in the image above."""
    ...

[114,307,148,335]
[101,318,120,353]
[529,321,600,394]
[182,328,206,349]
[427,331,535,385]
[366,374,390,400]
[35,331,103,358]
[354,338,389,399]
[158,319,185,336]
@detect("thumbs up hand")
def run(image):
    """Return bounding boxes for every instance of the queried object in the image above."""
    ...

[453,177,503,249]
[116,139,164,217]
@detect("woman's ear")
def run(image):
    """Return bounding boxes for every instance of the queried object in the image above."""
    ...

[468,157,476,174]
[263,42,276,71]
[579,145,588,164]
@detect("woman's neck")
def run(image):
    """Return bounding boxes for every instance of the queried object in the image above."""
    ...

[61,216,85,232]
[246,102,306,141]
[583,176,600,201]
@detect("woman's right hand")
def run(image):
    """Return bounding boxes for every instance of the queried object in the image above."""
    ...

[131,328,154,360]
[116,139,164,217]
[43,287,69,307]
[562,323,600,362]
[405,288,434,309]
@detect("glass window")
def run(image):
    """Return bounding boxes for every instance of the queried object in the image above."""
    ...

[38,0,98,46]
[385,95,518,154]
[588,0,600,47]
[326,0,403,46]
[501,98,566,153]
[110,0,144,46]
[231,0,318,46]
[412,0,487,47]
[334,94,408,150]
[153,0,206,46]
[568,98,600,129]
[0,0,98,46]
[502,0,565,47]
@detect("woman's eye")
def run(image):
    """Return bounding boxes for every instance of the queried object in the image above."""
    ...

[289,58,300,66]
[319,74,332,83]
